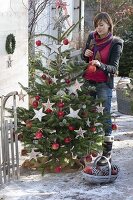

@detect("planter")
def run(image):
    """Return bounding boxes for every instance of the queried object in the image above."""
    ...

[116,78,133,115]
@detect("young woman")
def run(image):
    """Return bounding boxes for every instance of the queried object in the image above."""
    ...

[82,12,123,166]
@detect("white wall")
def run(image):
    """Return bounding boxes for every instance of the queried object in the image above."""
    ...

[0,0,28,109]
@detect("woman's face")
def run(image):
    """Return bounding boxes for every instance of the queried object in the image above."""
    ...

[95,20,110,38]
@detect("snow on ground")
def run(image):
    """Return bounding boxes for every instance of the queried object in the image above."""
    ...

[0,77,133,200]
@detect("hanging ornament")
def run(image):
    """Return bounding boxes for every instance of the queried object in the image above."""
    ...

[65,79,71,85]
[32,107,46,121]
[36,40,42,46]
[90,126,96,132]
[96,103,105,115]
[46,108,53,113]
[52,143,60,150]
[112,123,118,130]
[51,75,58,84]
[68,124,75,131]
[66,107,81,119]
[55,166,62,173]
[86,118,91,127]
[64,137,71,144]
[18,90,26,101]
[57,100,64,108]
[49,44,61,54]
[41,74,47,80]
[35,95,40,101]
[62,56,68,64]
[29,149,39,160]
[42,98,54,111]
[74,79,83,91]
[57,111,65,118]
[63,38,69,45]
[32,100,39,109]
[68,85,78,95]
[35,130,43,139]
[26,120,32,128]
[74,127,86,138]
[86,64,96,73]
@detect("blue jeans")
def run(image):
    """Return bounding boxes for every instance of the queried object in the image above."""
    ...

[88,82,112,136]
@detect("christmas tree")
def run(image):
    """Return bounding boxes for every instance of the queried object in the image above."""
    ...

[17,1,106,173]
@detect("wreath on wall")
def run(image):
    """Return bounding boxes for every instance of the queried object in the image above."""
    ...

[5,34,16,54]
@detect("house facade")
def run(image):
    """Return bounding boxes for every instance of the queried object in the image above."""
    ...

[0,0,28,108]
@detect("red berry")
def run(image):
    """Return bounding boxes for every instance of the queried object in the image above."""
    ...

[63,38,69,45]
[52,143,59,150]
[36,40,42,46]
[32,100,38,108]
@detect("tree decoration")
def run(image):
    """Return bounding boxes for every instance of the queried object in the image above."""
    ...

[18,90,26,101]
[16,4,107,173]
[5,34,16,54]
[36,40,42,46]
[32,107,46,121]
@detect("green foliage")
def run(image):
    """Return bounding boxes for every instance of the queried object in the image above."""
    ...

[17,9,107,173]
[119,14,133,77]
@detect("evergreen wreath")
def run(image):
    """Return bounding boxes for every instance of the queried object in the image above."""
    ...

[5,34,16,54]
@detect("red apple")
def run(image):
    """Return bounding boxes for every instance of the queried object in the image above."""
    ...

[83,166,93,174]
[52,143,60,150]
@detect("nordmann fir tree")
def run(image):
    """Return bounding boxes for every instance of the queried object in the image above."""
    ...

[17,1,106,174]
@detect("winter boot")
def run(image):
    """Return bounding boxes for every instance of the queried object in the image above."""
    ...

[97,136,114,166]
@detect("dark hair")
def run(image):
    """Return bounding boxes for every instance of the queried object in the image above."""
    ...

[94,12,113,33]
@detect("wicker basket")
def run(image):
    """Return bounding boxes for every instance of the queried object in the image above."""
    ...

[82,156,119,184]
[116,78,133,115]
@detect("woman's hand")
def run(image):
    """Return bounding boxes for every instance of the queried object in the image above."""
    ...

[84,49,93,57]
[90,60,101,67]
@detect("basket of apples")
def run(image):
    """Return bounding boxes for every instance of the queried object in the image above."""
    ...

[82,156,119,184]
